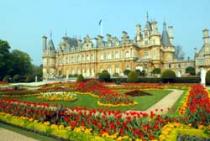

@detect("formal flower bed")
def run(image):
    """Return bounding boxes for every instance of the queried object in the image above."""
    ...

[98,93,136,106]
[0,84,210,140]
[61,108,178,140]
[77,80,136,106]
[178,84,210,127]
[0,99,59,122]
[38,92,77,101]
[159,122,210,141]
[0,112,113,141]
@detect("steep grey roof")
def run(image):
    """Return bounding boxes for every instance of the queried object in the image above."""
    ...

[161,22,171,47]
[62,36,78,47]
[47,39,55,50]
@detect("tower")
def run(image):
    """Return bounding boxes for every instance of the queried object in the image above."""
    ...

[136,24,143,44]
[161,22,175,62]
[168,26,174,44]
[42,34,56,80]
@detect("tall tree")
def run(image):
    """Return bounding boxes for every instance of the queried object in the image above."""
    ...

[174,45,185,60]
[10,49,33,76]
[0,40,12,79]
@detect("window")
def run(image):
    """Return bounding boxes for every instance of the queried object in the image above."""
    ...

[125,51,130,58]
[115,51,119,59]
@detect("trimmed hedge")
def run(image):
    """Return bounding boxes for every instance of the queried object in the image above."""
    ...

[111,77,200,83]
[206,70,210,85]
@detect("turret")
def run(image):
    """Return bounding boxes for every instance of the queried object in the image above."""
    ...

[161,22,172,47]
[203,28,210,45]
[42,36,47,51]
[42,34,56,80]
[168,26,174,44]
[136,24,143,42]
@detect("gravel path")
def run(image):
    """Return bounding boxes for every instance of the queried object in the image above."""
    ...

[145,89,183,114]
[0,127,38,141]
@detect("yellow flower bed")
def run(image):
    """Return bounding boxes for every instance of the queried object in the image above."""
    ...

[159,122,210,141]
[74,91,99,98]
[97,101,138,107]
[38,91,77,101]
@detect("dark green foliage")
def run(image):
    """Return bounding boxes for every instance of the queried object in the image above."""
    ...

[13,74,21,82]
[112,73,119,77]
[185,66,195,75]
[123,69,131,76]
[127,71,138,82]
[161,69,176,83]
[175,77,200,83]
[206,70,210,85]
[98,70,111,82]
[77,74,85,82]
[152,68,161,74]
[0,39,40,82]
[2,75,11,82]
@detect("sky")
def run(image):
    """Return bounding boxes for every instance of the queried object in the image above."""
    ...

[0,0,210,65]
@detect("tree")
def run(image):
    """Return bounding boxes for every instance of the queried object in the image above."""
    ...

[98,70,111,82]
[185,66,195,75]
[127,71,138,82]
[161,69,176,83]
[123,69,131,76]
[10,49,33,76]
[0,40,12,80]
[174,45,185,60]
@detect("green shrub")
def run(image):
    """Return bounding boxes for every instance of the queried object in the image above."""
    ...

[206,70,210,85]
[161,69,176,83]
[123,69,131,76]
[112,73,119,77]
[2,75,11,82]
[77,74,85,82]
[98,70,111,82]
[185,66,195,75]
[127,71,138,82]
[152,68,161,74]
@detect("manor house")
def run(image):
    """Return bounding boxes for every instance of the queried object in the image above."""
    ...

[42,19,210,80]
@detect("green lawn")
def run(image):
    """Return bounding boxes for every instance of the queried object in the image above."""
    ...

[15,89,171,111]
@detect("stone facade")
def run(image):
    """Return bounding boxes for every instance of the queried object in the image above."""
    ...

[42,19,209,80]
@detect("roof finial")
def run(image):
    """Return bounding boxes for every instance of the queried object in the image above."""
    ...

[146,11,149,22]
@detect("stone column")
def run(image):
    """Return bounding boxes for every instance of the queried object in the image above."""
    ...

[200,67,206,86]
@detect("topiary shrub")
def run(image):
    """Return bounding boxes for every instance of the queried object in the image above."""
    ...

[77,74,85,82]
[98,70,111,82]
[123,69,131,76]
[185,66,195,75]
[161,69,176,83]
[127,71,138,83]
[206,70,210,85]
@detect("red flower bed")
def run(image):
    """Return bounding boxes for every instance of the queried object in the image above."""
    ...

[0,99,58,122]
[76,79,116,96]
[76,80,134,105]
[185,84,210,127]
[61,107,175,140]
